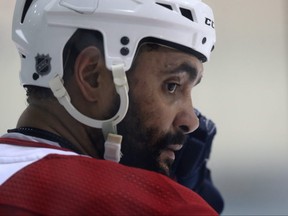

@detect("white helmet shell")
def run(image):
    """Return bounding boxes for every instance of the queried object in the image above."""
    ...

[13,0,216,88]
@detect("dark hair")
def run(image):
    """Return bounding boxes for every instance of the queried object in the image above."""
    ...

[25,29,104,103]
[62,29,104,82]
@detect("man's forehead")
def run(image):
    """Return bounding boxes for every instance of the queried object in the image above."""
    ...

[132,44,203,79]
[160,49,204,76]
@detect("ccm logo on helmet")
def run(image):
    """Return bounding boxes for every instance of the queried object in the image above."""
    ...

[205,18,215,28]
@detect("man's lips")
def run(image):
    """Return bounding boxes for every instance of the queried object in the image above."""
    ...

[166,144,183,151]
[160,144,183,161]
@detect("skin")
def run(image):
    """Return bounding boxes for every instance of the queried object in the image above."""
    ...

[119,45,203,176]
[17,43,203,177]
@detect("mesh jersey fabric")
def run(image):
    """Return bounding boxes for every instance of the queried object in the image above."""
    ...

[0,137,217,215]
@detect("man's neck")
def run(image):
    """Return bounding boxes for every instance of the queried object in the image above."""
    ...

[16,102,103,158]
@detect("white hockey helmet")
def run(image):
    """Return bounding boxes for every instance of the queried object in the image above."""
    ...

[13,0,215,87]
[12,0,216,136]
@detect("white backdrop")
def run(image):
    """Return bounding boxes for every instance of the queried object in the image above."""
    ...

[1,1,288,215]
[196,0,288,214]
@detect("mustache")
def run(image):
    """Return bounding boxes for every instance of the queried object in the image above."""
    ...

[154,130,187,152]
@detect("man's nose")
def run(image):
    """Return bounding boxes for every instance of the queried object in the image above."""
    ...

[173,99,199,134]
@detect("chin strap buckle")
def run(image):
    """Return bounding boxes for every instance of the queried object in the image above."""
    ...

[104,133,123,163]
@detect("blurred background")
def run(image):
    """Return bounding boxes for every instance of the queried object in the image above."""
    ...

[1,0,287,215]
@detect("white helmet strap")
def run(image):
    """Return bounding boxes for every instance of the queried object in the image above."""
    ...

[49,63,129,138]
[49,63,128,162]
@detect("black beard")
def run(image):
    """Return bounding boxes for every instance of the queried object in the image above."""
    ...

[117,97,187,177]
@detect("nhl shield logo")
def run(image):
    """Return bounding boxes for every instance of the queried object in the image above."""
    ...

[35,54,52,76]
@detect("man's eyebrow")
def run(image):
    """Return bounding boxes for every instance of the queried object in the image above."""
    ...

[168,62,198,81]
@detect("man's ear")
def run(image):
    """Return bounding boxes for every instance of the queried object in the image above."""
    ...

[74,46,102,102]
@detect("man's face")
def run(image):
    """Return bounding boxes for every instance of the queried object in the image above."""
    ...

[118,44,203,177]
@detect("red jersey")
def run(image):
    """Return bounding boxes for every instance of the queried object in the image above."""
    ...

[0,134,217,215]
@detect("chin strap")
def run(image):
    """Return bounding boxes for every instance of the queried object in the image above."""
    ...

[49,63,129,163]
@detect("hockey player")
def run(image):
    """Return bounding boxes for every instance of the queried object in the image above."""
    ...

[0,0,222,215]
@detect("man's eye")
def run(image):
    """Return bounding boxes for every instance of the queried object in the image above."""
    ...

[167,83,179,93]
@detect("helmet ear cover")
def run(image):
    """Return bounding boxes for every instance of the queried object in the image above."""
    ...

[23,29,105,102]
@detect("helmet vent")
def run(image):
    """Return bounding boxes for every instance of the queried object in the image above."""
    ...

[21,0,34,24]
[155,3,194,22]
[20,53,26,59]
[156,2,173,10]
[180,8,194,22]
